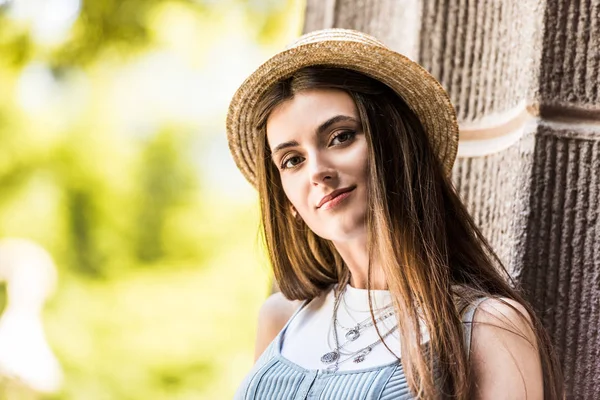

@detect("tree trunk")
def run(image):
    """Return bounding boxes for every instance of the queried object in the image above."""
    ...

[303,0,600,398]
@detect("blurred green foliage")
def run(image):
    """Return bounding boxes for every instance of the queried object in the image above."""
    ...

[0,0,303,398]
[0,0,301,276]
[0,0,299,68]
[133,128,198,263]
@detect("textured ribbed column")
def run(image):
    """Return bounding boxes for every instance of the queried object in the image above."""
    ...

[451,127,536,276]
[419,0,542,122]
[521,1,600,398]
[418,0,544,272]
[303,0,422,58]
[537,0,600,110]
[522,124,600,399]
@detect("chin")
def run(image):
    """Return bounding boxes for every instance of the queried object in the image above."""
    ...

[307,211,367,241]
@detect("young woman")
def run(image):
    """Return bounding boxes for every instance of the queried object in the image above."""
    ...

[227,29,563,399]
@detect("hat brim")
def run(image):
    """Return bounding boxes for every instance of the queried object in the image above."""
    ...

[226,40,459,187]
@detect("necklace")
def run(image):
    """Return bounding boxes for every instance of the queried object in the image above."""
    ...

[320,284,399,372]
[330,324,399,370]
[320,287,344,365]
[342,291,394,323]
[329,320,396,357]
[339,284,394,339]
[336,307,395,341]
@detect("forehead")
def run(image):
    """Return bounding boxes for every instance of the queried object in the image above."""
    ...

[266,88,358,146]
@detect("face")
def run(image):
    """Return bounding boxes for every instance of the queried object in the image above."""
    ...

[266,88,369,243]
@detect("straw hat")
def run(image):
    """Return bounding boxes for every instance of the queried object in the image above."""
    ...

[226,28,459,187]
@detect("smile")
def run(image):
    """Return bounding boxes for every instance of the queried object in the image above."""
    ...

[317,186,356,210]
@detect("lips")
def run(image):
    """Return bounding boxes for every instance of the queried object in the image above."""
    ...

[317,186,356,209]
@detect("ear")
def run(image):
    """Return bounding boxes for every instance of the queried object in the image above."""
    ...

[290,205,298,218]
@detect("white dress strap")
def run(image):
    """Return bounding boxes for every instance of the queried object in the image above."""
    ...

[462,297,489,361]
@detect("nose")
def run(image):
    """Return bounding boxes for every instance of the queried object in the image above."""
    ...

[308,153,338,186]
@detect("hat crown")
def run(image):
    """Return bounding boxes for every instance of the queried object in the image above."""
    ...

[287,28,388,50]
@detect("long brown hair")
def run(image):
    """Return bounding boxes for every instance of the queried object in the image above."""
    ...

[252,66,563,399]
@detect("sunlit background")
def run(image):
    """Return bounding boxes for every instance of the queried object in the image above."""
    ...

[0,0,304,398]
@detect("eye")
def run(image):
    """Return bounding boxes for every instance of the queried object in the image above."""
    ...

[330,130,356,146]
[281,155,304,170]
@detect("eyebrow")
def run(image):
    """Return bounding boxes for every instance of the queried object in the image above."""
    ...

[270,114,359,157]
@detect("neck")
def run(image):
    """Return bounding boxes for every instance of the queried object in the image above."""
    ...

[333,234,387,290]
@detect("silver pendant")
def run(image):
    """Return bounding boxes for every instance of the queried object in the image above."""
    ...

[353,354,366,363]
[321,351,340,364]
[345,328,360,341]
[353,347,372,363]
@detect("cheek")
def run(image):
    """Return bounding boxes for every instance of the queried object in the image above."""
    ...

[281,176,307,212]
[348,142,369,178]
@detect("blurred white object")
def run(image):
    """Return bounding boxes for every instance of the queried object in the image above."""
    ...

[6,0,81,46]
[0,238,62,393]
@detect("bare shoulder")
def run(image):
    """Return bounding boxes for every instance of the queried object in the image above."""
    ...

[474,298,536,341]
[470,297,543,399]
[258,292,303,333]
[254,292,303,362]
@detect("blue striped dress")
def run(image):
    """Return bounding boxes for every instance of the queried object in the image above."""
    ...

[234,297,486,399]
